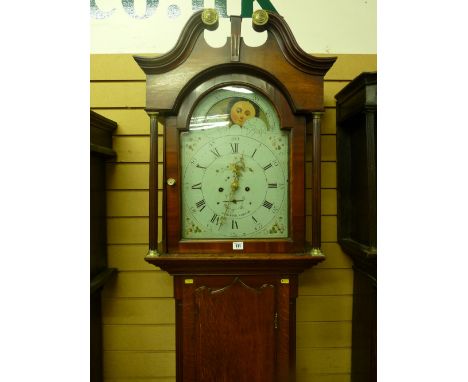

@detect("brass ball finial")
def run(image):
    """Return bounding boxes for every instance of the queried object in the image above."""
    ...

[252,9,269,26]
[201,8,219,26]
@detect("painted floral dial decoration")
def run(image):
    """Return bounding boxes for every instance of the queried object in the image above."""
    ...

[181,85,289,239]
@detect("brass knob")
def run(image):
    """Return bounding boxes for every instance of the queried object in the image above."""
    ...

[252,9,269,26]
[201,8,218,26]
[167,178,176,186]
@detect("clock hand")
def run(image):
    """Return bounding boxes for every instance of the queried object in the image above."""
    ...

[220,155,246,229]
[223,159,255,224]
[222,198,245,203]
[229,154,245,191]
[229,155,245,175]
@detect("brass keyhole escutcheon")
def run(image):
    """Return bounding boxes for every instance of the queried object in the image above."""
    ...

[167,178,176,186]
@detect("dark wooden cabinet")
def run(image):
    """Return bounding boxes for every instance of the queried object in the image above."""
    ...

[134,9,336,381]
[335,72,377,382]
[336,72,377,263]
[350,268,376,382]
[90,111,117,382]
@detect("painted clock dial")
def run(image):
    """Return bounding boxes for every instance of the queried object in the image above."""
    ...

[180,86,289,239]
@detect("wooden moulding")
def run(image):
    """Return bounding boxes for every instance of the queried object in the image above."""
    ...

[134,11,335,76]
[335,71,377,121]
[134,10,336,113]
[90,110,117,158]
[145,253,324,276]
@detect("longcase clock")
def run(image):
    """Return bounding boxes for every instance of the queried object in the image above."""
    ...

[134,9,336,382]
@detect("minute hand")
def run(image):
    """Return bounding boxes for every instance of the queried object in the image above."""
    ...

[223,198,245,203]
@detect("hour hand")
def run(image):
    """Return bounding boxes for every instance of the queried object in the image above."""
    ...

[230,179,239,191]
[229,155,245,175]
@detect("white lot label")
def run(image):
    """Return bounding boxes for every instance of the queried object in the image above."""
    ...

[233,242,244,250]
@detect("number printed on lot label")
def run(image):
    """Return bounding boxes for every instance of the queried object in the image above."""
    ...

[233,242,244,250]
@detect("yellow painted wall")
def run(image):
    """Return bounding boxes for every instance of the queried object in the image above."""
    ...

[90,53,377,382]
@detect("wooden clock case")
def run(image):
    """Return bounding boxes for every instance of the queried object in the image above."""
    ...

[134,9,336,382]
